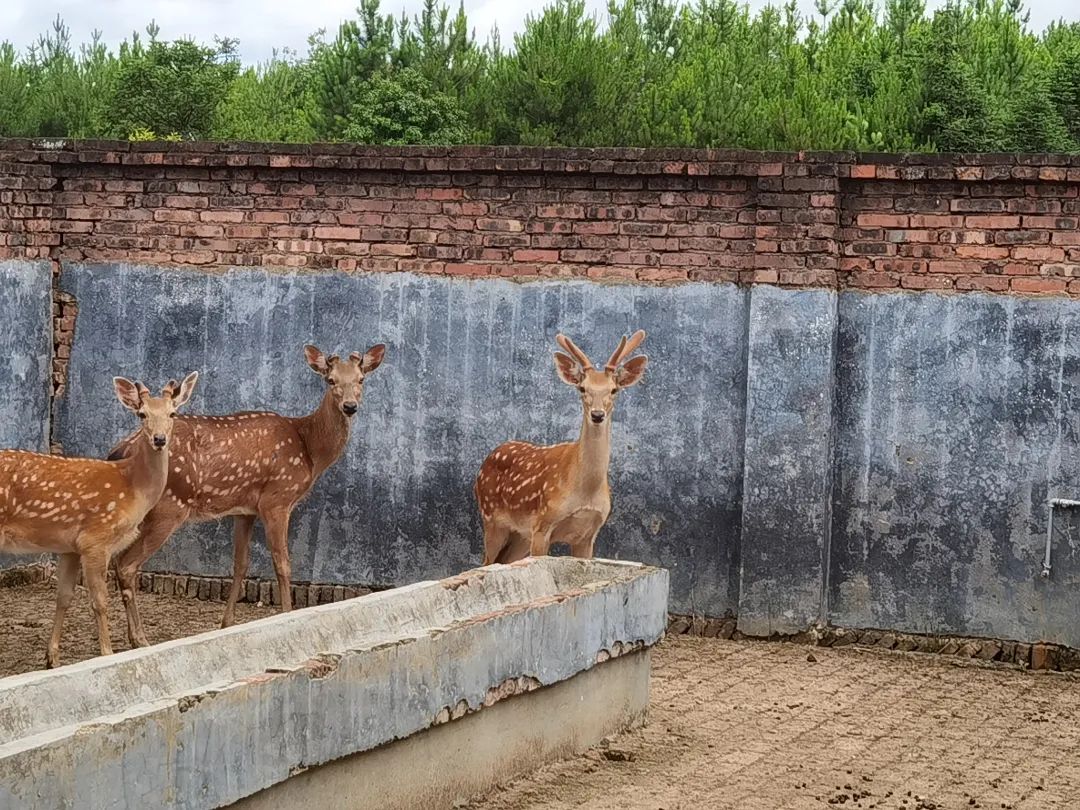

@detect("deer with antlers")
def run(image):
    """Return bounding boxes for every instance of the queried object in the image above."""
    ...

[108,343,385,647]
[0,373,198,667]
[475,330,648,565]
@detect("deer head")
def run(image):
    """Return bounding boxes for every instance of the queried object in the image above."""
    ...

[114,372,199,451]
[553,330,648,426]
[304,344,387,417]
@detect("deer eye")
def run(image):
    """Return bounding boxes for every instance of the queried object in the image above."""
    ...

[137,412,147,419]
[327,378,337,386]
[169,412,177,419]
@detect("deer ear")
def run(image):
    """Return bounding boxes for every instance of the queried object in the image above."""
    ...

[616,355,648,388]
[172,371,199,407]
[304,344,329,375]
[113,377,143,412]
[554,352,585,386]
[360,344,386,374]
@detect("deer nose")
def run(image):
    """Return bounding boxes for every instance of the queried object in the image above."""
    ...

[342,402,358,416]
[152,434,167,449]
[590,410,606,424]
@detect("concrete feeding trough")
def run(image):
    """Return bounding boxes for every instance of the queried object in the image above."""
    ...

[0,557,668,809]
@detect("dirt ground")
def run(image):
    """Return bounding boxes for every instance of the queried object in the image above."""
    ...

[3,586,1080,809]
[471,636,1080,810]
[0,580,273,677]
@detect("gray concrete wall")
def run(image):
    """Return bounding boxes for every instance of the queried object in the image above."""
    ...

[829,292,1080,646]
[0,261,54,570]
[55,263,747,617]
[8,258,1080,647]
[0,261,52,452]
[738,287,836,636]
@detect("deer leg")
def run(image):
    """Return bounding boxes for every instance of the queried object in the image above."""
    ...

[528,526,554,559]
[260,507,294,614]
[496,532,531,564]
[46,553,80,669]
[221,515,256,628]
[481,520,511,565]
[114,505,186,648]
[81,549,114,659]
[569,523,604,560]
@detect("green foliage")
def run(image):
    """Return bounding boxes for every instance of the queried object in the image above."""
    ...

[103,26,239,139]
[341,67,468,144]
[212,50,316,142]
[0,1,1077,152]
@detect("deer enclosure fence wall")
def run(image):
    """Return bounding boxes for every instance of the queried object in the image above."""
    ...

[3,141,1080,646]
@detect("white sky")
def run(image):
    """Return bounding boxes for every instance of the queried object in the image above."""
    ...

[6,0,1078,64]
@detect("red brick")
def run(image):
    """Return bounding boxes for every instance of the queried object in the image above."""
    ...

[444,262,491,276]
[966,215,1021,229]
[638,267,688,282]
[477,218,523,232]
[851,165,876,179]
[956,276,1011,292]
[314,226,359,240]
[910,215,965,228]
[1039,167,1068,182]
[1011,278,1067,294]
[902,275,955,290]
[1012,247,1065,262]
[513,249,559,262]
[857,213,909,228]
[846,272,901,289]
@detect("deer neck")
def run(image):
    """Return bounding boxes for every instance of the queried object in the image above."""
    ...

[295,389,352,480]
[120,436,170,514]
[573,413,612,494]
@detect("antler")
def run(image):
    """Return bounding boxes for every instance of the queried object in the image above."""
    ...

[605,330,646,372]
[556,334,593,370]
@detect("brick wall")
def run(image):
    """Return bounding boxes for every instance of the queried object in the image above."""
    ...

[1,140,1076,293]
[1,141,1077,403]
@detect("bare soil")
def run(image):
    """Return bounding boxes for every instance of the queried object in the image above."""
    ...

[0,580,273,677]
[3,586,1079,809]
[470,636,1080,810]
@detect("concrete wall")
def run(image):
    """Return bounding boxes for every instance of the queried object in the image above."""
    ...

[0,261,53,569]
[830,292,1080,645]
[0,261,51,452]
[4,141,1080,647]
[10,256,1080,646]
[55,263,746,617]
[0,558,668,810]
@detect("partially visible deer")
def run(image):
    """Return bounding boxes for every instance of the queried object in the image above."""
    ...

[475,330,648,565]
[0,373,199,667]
[110,343,386,646]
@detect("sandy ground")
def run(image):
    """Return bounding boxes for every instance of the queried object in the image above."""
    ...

[3,585,1079,809]
[0,580,272,677]
[469,635,1080,810]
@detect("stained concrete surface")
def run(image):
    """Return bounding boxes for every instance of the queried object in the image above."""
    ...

[56,264,745,617]
[0,558,668,809]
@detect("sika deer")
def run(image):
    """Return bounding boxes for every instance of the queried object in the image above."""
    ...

[110,343,386,646]
[0,373,198,667]
[475,330,648,565]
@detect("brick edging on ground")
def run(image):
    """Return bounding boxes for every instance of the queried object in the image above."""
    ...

[666,614,1070,672]
[2,563,1074,673]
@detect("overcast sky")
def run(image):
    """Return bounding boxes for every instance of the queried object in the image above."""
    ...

[7,0,1078,64]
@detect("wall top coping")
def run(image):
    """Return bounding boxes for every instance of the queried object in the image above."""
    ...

[1,138,1078,177]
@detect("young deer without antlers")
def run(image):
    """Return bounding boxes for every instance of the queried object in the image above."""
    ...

[0,373,198,668]
[475,330,648,565]
[109,343,386,646]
